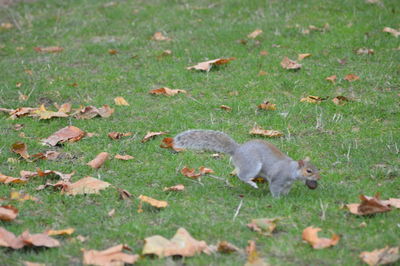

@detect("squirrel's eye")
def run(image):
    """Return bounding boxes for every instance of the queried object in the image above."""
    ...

[306,169,312,173]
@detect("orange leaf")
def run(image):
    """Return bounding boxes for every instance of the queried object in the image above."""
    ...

[181,167,201,179]
[199,166,214,175]
[160,137,184,152]
[114,154,134,160]
[258,101,276,111]
[325,75,337,83]
[302,226,340,249]
[344,74,360,82]
[46,228,75,236]
[220,105,232,111]
[360,246,399,266]
[73,105,114,119]
[0,173,28,184]
[247,218,280,236]
[83,244,139,266]
[142,131,167,143]
[280,57,301,70]
[11,141,30,159]
[87,152,109,169]
[163,184,185,192]
[0,205,18,221]
[114,97,129,106]
[138,195,168,209]
[346,194,391,215]
[216,241,241,254]
[34,46,64,53]
[187,58,235,72]
[0,228,60,249]
[247,29,263,39]
[249,125,283,138]
[298,53,312,61]
[149,87,187,96]
[108,131,132,140]
[42,126,85,146]
[108,49,118,55]
[63,176,111,195]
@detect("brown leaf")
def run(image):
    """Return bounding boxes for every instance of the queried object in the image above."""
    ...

[18,91,29,102]
[138,195,168,209]
[332,96,350,105]
[143,227,210,258]
[21,230,61,248]
[149,87,187,96]
[300,95,325,104]
[247,29,263,39]
[34,46,64,53]
[249,125,283,138]
[83,244,139,266]
[280,57,301,70]
[199,166,214,175]
[108,49,118,55]
[56,103,72,113]
[141,131,167,143]
[63,176,111,195]
[151,31,171,41]
[344,74,360,82]
[11,141,30,159]
[33,104,69,120]
[383,27,400,38]
[20,169,75,182]
[382,198,400,208]
[181,167,201,179]
[158,49,172,58]
[258,70,268,76]
[0,173,28,184]
[160,137,184,152]
[0,205,18,221]
[0,227,24,249]
[216,241,241,254]
[163,184,185,192]
[43,151,60,160]
[258,101,276,111]
[9,107,39,119]
[114,97,129,106]
[87,152,109,169]
[298,53,312,61]
[220,105,232,111]
[356,48,374,55]
[360,246,400,266]
[302,226,340,249]
[108,131,132,140]
[46,228,75,236]
[346,194,391,215]
[245,240,267,266]
[325,75,337,83]
[187,57,236,72]
[42,126,85,146]
[247,218,280,236]
[73,105,114,119]
[117,188,132,200]
[114,154,134,160]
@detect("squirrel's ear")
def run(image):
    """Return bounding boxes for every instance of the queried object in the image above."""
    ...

[304,156,310,162]
[298,160,305,168]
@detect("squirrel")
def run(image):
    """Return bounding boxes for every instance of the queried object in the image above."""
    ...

[173,130,320,197]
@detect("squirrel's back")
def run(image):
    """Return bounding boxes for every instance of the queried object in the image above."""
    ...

[174,130,239,155]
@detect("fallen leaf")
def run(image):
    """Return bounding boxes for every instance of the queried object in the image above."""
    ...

[56,103,72,113]
[108,49,118,55]
[0,228,60,249]
[280,57,301,70]
[300,95,326,104]
[9,107,39,119]
[258,101,276,111]
[382,198,400,208]
[216,241,241,254]
[11,142,30,159]
[163,184,185,192]
[344,74,360,82]
[160,137,184,152]
[360,246,400,266]
[326,75,337,83]
[108,209,115,217]
[302,226,340,249]
[138,195,168,209]
[151,31,171,41]
[0,205,18,221]
[249,125,283,138]
[12,124,24,131]
[187,57,236,72]
[247,218,280,236]
[142,227,210,258]
[23,262,46,266]
[298,53,312,60]
[248,29,263,39]
[141,131,167,143]
[346,194,392,215]
[199,166,214,175]
[114,97,129,106]
[108,131,132,140]
[158,49,172,58]
[10,191,39,202]
[181,167,201,179]
[63,176,111,195]
[383,27,400,38]
[356,48,374,55]
[33,104,69,120]
[259,50,268,56]
[258,70,268,76]
[0,22,13,29]
[82,244,139,266]
[42,126,85,146]
[73,105,114,119]
[20,169,75,182]
[117,188,132,200]
[46,228,75,236]
[34,46,64,53]
[245,240,267,266]
[332,96,349,105]
[149,87,187,96]
[87,152,109,169]
[114,154,134,160]
[43,151,61,160]
[220,105,232,111]
[0,173,28,184]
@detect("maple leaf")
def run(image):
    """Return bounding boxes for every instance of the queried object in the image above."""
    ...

[360,246,400,266]
[247,29,263,39]
[114,97,129,106]
[346,194,392,215]
[187,57,235,72]
[163,184,185,192]
[42,126,85,146]
[300,95,326,104]
[142,228,210,258]
[141,131,167,143]
[114,154,134,160]
[383,27,400,38]
[247,218,280,236]
[83,244,139,266]
[63,176,111,195]
[149,87,187,96]
[258,101,276,111]
[249,125,283,138]
[11,141,30,160]
[280,57,301,70]
[298,53,312,61]
[302,226,340,249]
[344,74,360,82]
[34,46,64,53]
[87,152,109,169]
[325,75,337,83]
[151,31,171,41]
[0,205,18,221]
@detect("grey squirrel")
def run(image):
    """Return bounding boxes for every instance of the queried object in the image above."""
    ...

[173,130,320,197]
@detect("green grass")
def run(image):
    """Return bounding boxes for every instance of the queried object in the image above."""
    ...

[0,0,399,265]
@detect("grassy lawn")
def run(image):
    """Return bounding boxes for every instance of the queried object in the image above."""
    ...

[0,0,399,265]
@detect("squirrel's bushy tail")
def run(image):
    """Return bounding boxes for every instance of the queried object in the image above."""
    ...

[174,130,239,155]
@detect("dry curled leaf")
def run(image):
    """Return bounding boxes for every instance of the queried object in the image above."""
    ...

[33,104,69,120]
[87,152,109,169]
[163,184,185,192]
[42,126,85,146]
[151,31,171,41]
[108,131,132,140]
[216,241,241,254]
[46,228,75,236]
[247,218,280,236]
[0,205,18,221]
[187,57,235,72]
[114,97,129,106]
[20,169,74,182]
[142,131,167,143]
[346,194,392,215]
[149,87,187,96]
[0,173,28,184]
[63,176,111,195]
[344,74,360,82]
[142,227,210,258]
[73,105,114,119]
[181,167,201,179]
[220,105,232,111]
[56,103,72,113]
[360,246,400,266]
[258,101,276,111]
[34,46,64,53]
[302,226,340,249]
[11,142,30,159]
[383,27,400,38]
[114,154,134,160]
[199,166,214,175]
[300,95,326,104]
[117,188,132,200]
[82,244,139,266]
[138,195,168,210]
[326,75,337,83]
[298,53,312,61]
[247,29,263,39]
[108,49,118,55]
[249,125,283,138]
[332,96,350,105]
[280,57,301,70]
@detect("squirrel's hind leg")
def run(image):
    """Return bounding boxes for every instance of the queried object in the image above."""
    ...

[235,162,262,189]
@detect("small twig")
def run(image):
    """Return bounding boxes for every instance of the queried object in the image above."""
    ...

[319,199,328,221]
[346,144,351,162]
[233,198,243,221]
[186,95,203,105]
[208,174,233,187]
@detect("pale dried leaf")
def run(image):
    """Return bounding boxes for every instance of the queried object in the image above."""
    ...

[344,74,360,82]
[114,154,134,160]
[249,126,283,138]
[11,142,30,159]
[199,166,214,175]
[138,195,168,209]
[141,131,167,143]
[0,205,18,221]
[247,218,280,236]
[46,228,75,236]
[245,240,268,266]
[360,246,399,266]
[346,194,391,215]
[34,46,64,53]
[149,87,187,96]
[383,27,400,37]
[280,57,301,70]
[298,53,312,60]
[151,32,171,41]
[108,132,132,140]
[220,105,232,111]
[64,176,111,195]
[302,226,340,249]
[83,244,139,266]
[248,29,263,39]
[163,184,185,192]
[300,96,325,104]
[114,97,129,106]
[33,105,69,120]
[332,96,350,106]
[326,75,337,83]
[187,58,235,72]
